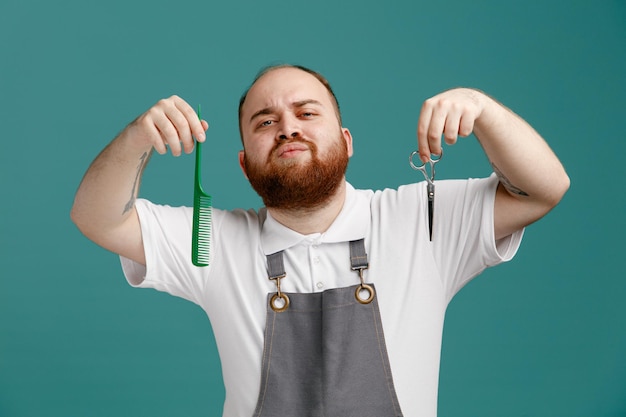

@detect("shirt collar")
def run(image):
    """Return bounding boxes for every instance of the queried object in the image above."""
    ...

[260,182,371,255]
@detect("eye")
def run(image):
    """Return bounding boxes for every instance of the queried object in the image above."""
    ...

[299,111,315,118]
[256,119,274,129]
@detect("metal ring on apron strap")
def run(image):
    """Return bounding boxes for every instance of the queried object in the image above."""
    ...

[270,270,290,313]
[355,283,375,304]
[270,292,290,313]
[354,268,375,304]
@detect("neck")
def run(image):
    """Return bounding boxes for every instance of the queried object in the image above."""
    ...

[267,181,347,235]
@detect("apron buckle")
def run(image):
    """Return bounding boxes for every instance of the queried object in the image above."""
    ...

[355,268,375,304]
[270,274,290,313]
[270,292,290,312]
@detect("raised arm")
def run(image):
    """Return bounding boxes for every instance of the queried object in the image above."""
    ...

[416,88,570,240]
[70,95,208,265]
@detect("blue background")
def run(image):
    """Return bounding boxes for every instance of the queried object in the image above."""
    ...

[1,0,625,416]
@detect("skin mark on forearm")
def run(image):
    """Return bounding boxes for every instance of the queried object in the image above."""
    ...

[491,162,529,197]
[123,151,150,214]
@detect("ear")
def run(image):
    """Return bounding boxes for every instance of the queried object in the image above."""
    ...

[238,150,249,179]
[342,127,354,157]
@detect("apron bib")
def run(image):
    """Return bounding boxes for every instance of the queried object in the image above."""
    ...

[252,239,404,417]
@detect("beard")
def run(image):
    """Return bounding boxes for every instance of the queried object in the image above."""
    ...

[244,134,349,211]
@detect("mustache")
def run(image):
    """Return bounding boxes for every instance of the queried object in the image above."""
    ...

[269,137,316,161]
[272,137,311,152]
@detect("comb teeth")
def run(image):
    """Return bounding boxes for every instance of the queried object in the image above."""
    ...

[191,105,212,267]
[192,194,212,266]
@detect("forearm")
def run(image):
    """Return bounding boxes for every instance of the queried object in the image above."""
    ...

[473,95,570,206]
[71,128,152,241]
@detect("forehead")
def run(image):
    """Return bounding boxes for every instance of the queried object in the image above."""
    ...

[241,68,333,117]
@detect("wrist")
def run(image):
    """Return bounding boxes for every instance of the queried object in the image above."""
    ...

[118,123,156,156]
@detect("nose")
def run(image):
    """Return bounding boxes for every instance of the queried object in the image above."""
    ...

[276,115,302,141]
[278,132,300,141]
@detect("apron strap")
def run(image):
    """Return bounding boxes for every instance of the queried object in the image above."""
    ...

[350,239,374,304]
[266,251,286,280]
[349,239,369,271]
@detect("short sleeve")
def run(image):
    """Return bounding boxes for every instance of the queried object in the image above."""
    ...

[119,199,208,306]
[432,174,524,300]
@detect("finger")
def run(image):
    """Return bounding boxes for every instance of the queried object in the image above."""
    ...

[195,120,210,151]
[458,113,474,138]
[140,115,168,155]
[174,98,207,147]
[163,96,200,155]
[426,105,446,156]
[165,107,193,156]
[201,119,209,133]
[443,112,460,145]
[151,106,185,156]
[417,101,434,162]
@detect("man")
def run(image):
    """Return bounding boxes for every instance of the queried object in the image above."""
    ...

[71,64,569,416]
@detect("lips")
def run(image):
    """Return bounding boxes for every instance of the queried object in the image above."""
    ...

[276,142,310,157]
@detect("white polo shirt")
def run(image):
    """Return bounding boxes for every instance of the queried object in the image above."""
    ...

[121,174,523,417]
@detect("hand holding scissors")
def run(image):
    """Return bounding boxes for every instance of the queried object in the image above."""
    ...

[411,88,484,240]
[409,150,443,241]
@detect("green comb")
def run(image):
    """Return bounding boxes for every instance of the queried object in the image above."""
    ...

[191,105,212,267]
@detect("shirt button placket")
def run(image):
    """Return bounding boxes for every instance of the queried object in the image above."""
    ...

[310,243,323,291]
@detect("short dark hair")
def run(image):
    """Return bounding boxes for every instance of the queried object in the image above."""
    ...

[238,64,342,141]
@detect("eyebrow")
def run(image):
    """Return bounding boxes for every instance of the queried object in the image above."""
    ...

[249,99,323,124]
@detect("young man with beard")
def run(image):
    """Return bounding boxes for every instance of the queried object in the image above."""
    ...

[71,65,569,417]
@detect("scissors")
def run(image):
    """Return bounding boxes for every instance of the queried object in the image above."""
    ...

[409,150,443,241]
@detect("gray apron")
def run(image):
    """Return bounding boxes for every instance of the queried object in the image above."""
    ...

[252,239,404,417]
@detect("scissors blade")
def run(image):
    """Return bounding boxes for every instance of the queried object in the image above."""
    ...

[427,182,434,241]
